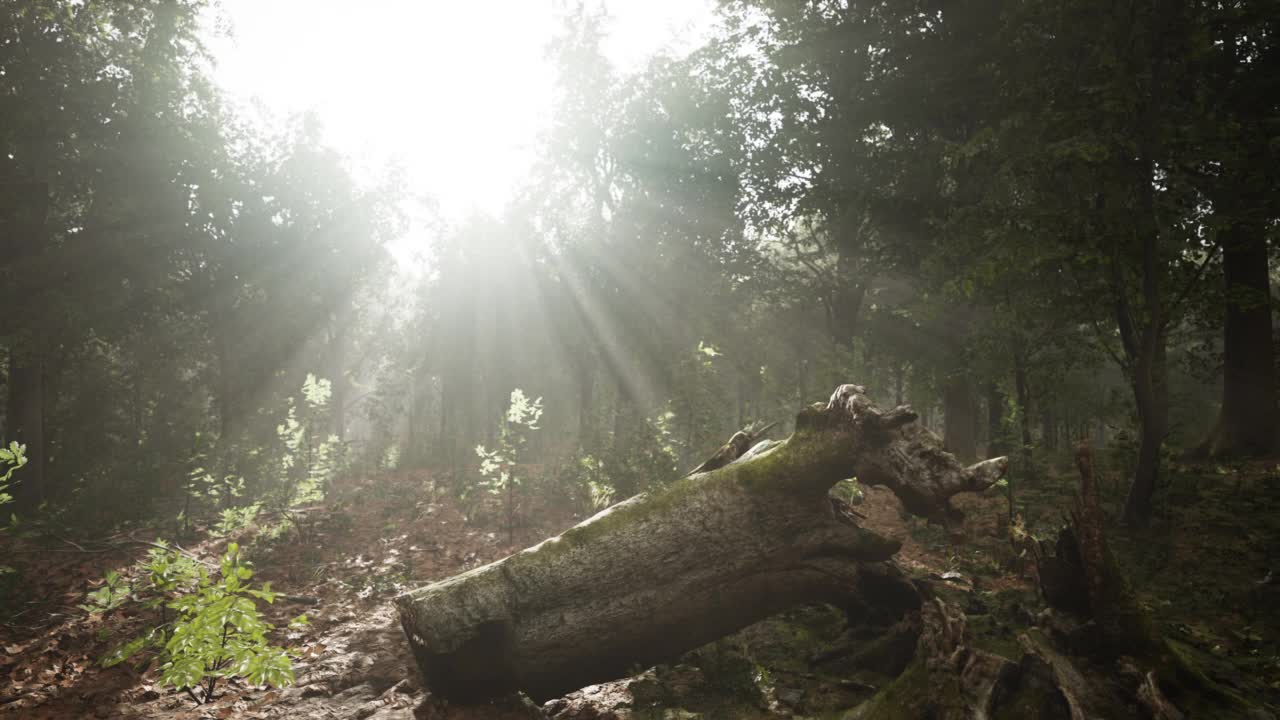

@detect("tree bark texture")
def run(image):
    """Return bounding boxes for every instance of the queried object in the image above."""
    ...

[1123,336,1167,525]
[5,352,43,509]
[1202,223,1278,456]
[943,374,977,463]
[396,384,1007,702]
[987,382,1009,457]
[0,179,50,508]
[1013,347,1034,464]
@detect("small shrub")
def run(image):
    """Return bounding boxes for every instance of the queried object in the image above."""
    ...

[215,503,261,537]
[474,388,543,542]
[0,441,27,507]
[98,543,303,704]
[79,570,131,614]
[272,373,346,539]
[587,479,615,512]
[829,478,865,506]
[552,453,616,515]
[0,442,27,574]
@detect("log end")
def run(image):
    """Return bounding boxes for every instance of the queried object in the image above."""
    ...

[397,612,521,702]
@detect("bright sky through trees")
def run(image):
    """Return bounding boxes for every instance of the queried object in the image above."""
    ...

[205,1,715,224]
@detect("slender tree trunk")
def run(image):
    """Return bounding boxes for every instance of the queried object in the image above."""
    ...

[327,319,349,443]
[797,357,809,408]
[1201,218,1278,455]
[893,363,906,407]
[439,374,455,469]
[6,352,43,510]
[682,391,696,472]
[212,291,238,446]
[943,374,977,462]
[736,374,747,429]
[1120,155,1168,524]
[1090,109,1174,527]
[831,280,866,352]
[612,377,626,442]
[405,371,419,466]
[987,382,1008,457]
[577,365,595,450]
[1,180,50,508]
[829,223,869,353]
[1041,405,1056,451]
[1124,330,1169,524]
[1012,345,1034,469]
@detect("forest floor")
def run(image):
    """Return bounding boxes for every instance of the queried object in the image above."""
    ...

[0,458,1276,719]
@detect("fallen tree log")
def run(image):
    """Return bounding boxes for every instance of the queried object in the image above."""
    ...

[395,384,1007,702]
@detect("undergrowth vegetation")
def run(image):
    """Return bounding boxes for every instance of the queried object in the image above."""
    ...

[88,543,303,705]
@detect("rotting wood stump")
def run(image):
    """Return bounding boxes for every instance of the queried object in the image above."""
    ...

[395,384,1007,702]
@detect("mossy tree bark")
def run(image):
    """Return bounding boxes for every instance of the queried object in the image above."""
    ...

[396,384,1006,702]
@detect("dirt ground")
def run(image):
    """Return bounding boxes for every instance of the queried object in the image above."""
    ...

[1,460,1276,719]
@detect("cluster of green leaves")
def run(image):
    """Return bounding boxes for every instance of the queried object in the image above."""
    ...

[0,442,26,508]
[829,479,866,508]
[187,470,248,509]
[473,389,544,539]
[0,442,27,575]
[79,569,131,614]
[177,373,346,543]
[275,374,343,513]
[178,468,247,536]
[551,454,615,515]
[180,456,283,540]
[596,409,686,501]
[215,504,262,537]
[94,543,304,704]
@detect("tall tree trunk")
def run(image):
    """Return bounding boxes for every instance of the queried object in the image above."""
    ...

[824,250,868,391]
[1118,155,1168,524]
[943,374,977,463]
[405,371,420,466]
[1124,330,1169,524]
[0,179,50,510]
[577,365,595,450]
[611,375,641,497]
[1201,219,1278,455]
[327,318,350,443]
[893,362,907,407]
[830,281,866,352]
[796,357,809,408]
[1115,6,1199,517]
[736,373,747,429]
[211,288,238,446]
[1011,340,1035,470]
[682,391,696,472]
[1124,382,1162,527]
[5,352,43,511]
[1041,405,1056,451]
[987,382,1008,457]
[439,373,456,470]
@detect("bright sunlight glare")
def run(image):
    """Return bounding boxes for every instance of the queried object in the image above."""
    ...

[205,1,715,230]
